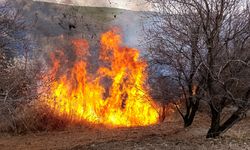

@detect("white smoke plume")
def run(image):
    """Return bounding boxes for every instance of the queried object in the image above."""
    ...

[33,0,153,11]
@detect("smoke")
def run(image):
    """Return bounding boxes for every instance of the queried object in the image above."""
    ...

[110,11,147,50]
[36,0,150,49]
[33,0,153,11]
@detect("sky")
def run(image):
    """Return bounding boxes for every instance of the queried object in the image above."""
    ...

[34,0,152,11]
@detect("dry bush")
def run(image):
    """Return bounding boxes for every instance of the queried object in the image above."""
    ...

[0,1,74,134]
[0,102,71,134]
[0,55,71,134]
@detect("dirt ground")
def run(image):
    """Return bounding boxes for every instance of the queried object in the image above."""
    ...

[0,113,249,150]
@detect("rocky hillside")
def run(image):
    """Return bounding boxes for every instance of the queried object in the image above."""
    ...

[16,0,148,51]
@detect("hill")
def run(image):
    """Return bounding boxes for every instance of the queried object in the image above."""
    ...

[15,0,148,50]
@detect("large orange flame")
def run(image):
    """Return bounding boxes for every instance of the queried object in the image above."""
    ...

[43,29,160,127]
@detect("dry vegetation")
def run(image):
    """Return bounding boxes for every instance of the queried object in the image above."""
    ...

[0,112,249,150]
[0,0,250,150]
[145,0,250,138]
[0,0,71,134]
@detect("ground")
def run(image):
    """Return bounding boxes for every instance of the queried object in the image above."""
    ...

[0,113,249,150]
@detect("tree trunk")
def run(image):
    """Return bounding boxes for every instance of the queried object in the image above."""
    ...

[183,109,196,127]
[207,89,250,138]
[206,104,221,138]
[183,98,200,127]
[219,110,242,133]
[206,108,247,138]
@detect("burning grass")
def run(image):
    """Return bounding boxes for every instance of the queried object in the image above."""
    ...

[0,28,178,134]
[40,28,161,127]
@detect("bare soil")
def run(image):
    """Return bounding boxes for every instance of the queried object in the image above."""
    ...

[0,113,249,150]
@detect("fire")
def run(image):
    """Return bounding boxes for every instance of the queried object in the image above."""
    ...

[42,29,160,127]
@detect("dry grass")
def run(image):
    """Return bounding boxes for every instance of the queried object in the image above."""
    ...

[0,102,72,134]
[0,56,72,134]
[0,111,249,150]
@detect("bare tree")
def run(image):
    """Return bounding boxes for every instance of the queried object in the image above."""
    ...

[146,0,250,138]
[145,0,205,127]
